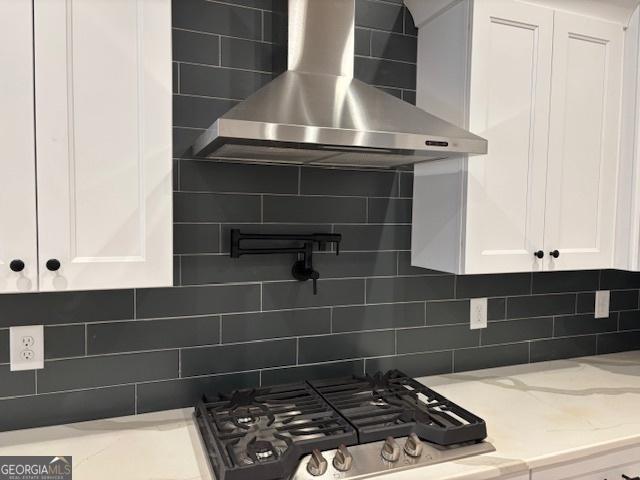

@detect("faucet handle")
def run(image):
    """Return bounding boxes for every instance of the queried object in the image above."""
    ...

[311,270,320,295]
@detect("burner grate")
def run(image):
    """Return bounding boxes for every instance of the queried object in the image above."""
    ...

[194,382,357,480]
[309,370,487,445]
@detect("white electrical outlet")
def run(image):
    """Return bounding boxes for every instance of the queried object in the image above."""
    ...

[10,325,44,371]
[595,290,610,319]
[470,298,488,330]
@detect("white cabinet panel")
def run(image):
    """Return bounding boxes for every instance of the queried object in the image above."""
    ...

[544,13,623,270]
[465,0,553,273]
[34,0,172,291]
[0,0,39,293]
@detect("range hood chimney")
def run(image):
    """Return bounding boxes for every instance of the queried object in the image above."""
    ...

[192,0,487,168]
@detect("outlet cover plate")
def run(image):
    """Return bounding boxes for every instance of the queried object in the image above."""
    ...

[595,290,610,319]
[470,298,488,330]
[10,325,44,371]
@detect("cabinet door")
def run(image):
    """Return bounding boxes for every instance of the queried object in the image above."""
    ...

[33,0,172,292]
[544,13,623,271]
[0,0,39,293]
[465,0,553,273]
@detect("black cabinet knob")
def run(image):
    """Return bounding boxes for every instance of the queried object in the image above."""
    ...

[534,250,544,259]
[549,250,560,258]
[46,259,61,271]
[9,260,25,272]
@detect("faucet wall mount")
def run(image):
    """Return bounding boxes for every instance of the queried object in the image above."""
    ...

[229,229,342,294]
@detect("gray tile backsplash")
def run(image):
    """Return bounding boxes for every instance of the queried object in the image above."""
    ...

[1,0,639,433]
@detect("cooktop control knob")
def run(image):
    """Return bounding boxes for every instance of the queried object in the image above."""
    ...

[307,449,328,476]
[403,433,423,458]
[381,436,401,462]
[332,444,353,472]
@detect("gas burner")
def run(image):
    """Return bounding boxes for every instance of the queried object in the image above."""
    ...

[194,371,488,480]
[247,438,276,462]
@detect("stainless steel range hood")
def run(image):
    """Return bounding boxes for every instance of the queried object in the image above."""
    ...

[192,0,487,168]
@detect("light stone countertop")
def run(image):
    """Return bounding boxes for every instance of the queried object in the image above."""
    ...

[1,351,640,480]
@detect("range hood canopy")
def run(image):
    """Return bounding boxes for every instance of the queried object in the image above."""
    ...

[192,0,487,168]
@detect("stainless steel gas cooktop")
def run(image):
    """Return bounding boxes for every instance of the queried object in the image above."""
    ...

[194,370,494,480]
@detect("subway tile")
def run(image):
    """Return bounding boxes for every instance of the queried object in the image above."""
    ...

[370,31,417,63]
[314,251,398,278]
[339,225,411,251]
[300,167,399,197]
[45,325,85,360]
[482,318,553,346]
[399,172,413,197]
[222,0,284,9]
[598,331,640,354]
[136,372,259,413]
[0,366,35,398]
[397,325,480,354]
[262,279,365,310]
[355,0,404,33]
[263,196,367,223]
[87,316,220,355]
[366,276,455,303]
[180,160,298,194]
[181,254,292,284]
[181,339,296,376]
[426,300,469,326]
[454,343,529,373]
[173,63,179,93]
[173,256,181,287]
[619,310,640,331]
[180,63,271,100]
[262,360,365,385]
[174,223,220,254]
[355,28,371,56]
[532,270,599,294]
[172,0,262,39]
[173,192,261,222]
[397,252,446,276]
[554,314,617,337]
[456,273,531,299]
[0,386,135,432]
[221,37,284,71]
[611,290,639,311]
[355,57,416,90]
[0,290,133,328]
[404,6,418,36]
[222,309,331,343]
[366,351,452,377]
[298,331,395,363]
[576,292,595,313]
[172,29,219,65]
[263,10,287,45]
[37,351,178,393]
[531,336,597,363]
[332,303,424,332]
[379,86,403,99]
[173,95,236,129]
[173,127,202,157]
[488,298,507,320]
[0,330,7,363]
[220,224,332,253]
[173,159,180,189]
[506,294,576,318]
[402,90,416,105]
[136,284,260,318]
[182,251,396,285]
[600,270,640,289]
[367,198,412,223]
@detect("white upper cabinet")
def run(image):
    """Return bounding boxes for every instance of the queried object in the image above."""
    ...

[0,0,39,293]
[466,0,553,273]
[407,0,626,274]
[0,0,172,293]
[544,13,623,271]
